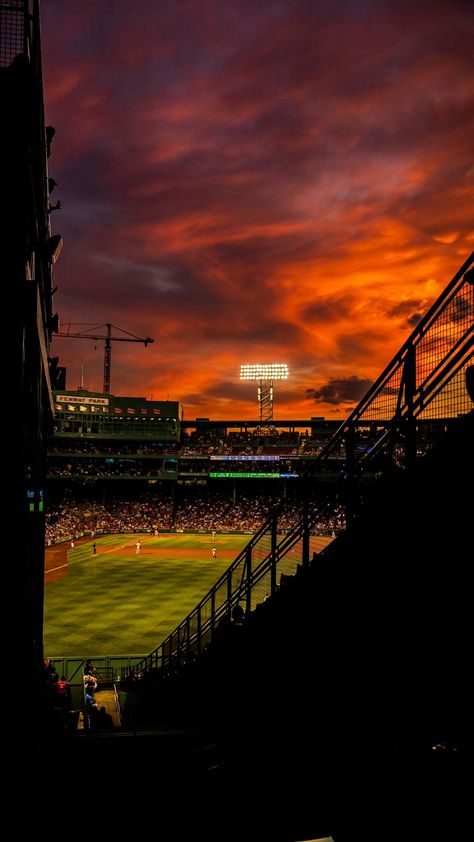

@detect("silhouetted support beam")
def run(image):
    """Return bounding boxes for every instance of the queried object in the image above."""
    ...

[210,590,216,640]
[227,570,232,619]
[302,489,310,567]
[345,421,356,478]
[245,546,252,615]
[196,606,202,655]
[403,344,417,470]
[270,514,278,595]
[176,625,181,668]
[185,616,190,659]
[344,422,357,528]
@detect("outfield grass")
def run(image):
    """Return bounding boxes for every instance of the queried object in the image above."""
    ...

[44,533,248,657]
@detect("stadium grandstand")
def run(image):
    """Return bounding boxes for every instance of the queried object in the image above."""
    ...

[46,395,344,541]
[46,394,460,542]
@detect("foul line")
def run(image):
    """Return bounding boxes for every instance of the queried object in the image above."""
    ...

[45,538,152,574]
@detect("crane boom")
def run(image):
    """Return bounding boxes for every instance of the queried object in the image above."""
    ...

[55,322,154,394]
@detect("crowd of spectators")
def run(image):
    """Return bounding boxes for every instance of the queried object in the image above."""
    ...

[48,459,161,477]
[49,442,178,455]
[45,490,346,545]
[46,492,174,543]
[48,429,334,460]
[48,456,302,478]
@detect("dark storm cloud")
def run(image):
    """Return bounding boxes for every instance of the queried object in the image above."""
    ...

[307,376,373,406]
[406,313,424,328]
[386,298,427,328]
[303,294,357,324]
[386,300,426,319]
[387,292,473,328]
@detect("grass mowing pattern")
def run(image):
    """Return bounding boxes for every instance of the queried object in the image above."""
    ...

[44,533,248,657]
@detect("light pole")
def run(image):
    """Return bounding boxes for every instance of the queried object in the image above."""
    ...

[240,363,289,429]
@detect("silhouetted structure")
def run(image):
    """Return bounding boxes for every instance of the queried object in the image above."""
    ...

[2,0,59,740]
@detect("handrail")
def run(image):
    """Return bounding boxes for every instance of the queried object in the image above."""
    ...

[112,683,122,727]
[82,682,90,731]
[124,254,473,680]
[44,655,147,683]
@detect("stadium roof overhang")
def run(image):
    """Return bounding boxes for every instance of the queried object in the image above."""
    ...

[180,419,338,429]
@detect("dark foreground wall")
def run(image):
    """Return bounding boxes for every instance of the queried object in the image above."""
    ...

[123,410,473,838]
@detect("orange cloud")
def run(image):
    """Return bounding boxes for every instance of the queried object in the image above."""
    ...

[43,0,474,419]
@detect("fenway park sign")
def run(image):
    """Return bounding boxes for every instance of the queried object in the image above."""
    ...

[56,395,110,405]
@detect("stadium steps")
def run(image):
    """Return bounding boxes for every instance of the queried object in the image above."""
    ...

[94,688,121,727]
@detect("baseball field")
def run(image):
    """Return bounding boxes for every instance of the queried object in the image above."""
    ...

[44,533,248,657]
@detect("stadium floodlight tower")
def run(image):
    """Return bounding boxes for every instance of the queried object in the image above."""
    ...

[240,363,289,430]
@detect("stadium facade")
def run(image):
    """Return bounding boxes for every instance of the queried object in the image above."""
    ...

[4,0,57,742]
[52,389,180,441]
[47,391,342,540]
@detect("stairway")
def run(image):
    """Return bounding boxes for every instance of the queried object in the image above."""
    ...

[94,688,121,727]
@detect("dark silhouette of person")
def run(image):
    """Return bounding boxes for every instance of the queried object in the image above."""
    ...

[84,659,95,677]
[232,603,245,625]
[96,706,114,729]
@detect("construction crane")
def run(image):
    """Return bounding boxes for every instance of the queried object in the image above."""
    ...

[55,322,154,394]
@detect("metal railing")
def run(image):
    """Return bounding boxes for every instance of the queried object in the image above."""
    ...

[47,655,146,684]
[112,683,122,727]
[313,252,473,472]
[125,254,473,678]
[127,497,337,677]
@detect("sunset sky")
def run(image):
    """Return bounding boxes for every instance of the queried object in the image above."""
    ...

[42,0,474,420]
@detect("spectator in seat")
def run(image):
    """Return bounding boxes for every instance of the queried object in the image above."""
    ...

[56,675,71,710]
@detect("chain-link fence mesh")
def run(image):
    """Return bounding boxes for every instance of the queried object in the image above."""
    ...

[0,0,26,68]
